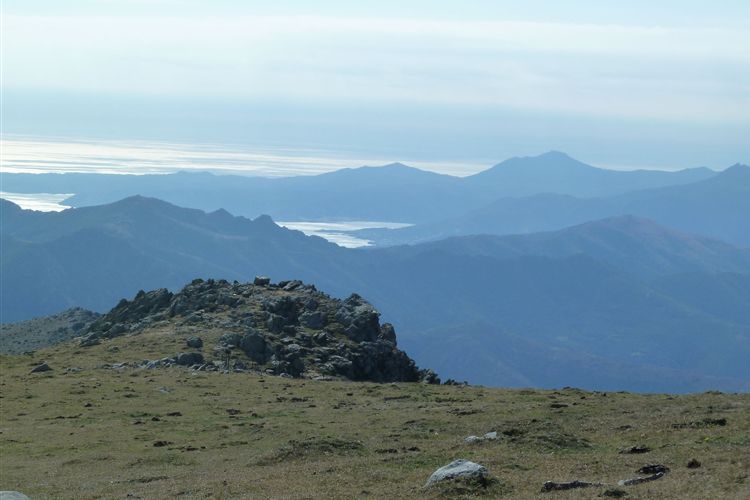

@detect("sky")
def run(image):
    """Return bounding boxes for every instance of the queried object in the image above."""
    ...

[1,0,749,174]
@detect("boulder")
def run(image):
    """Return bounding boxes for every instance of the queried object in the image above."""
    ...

[282,280,303,291]
[186,336,203,348]
[336,296,381,342]
[425,459,488,487]
[0,492,31,500]
[30,362,52,374]
[219,333,242,347]
[419,369,440,384]
[254,276,271,286]
[79,335,101,347]
[266,314,286,333]
[239,331,268,363]
[300,311,326,329]
[378,323,397,344]
[263,296,299,320]
[175,352,204,366]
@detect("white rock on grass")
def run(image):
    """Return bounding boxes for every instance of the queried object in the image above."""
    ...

[0,492,31,500]
[425,459,488,487]
[464,431,498,444]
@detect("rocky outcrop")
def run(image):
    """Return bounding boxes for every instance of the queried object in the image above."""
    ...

[80,278,438,383]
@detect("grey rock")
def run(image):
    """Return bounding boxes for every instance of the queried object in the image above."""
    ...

[425,459,488,487]
[464,432,497,444]
[285,343,303,355]
[79,335,101,347]
[0,492,31,500]
[183,312,204,324]
[186,336,203,348]
[219,333,242,347]
[419,369,441,384]
[254,276,271,286]
[379,323,397,344]
[266,314,285,333]
[30,362,52,374]
[541,480,601,492]
[618,471,666,486]
[175,352,204,366]
[313,331,333,345]
[282,280,303,291]
[299,311,326,329]
[106,323,127,337]
[264,296,299,320]
[239,331,268,363]
[328,355,354,378]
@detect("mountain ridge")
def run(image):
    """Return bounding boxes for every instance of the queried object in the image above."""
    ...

[359,164,750,246]
[3,196,749,392]
[1,152,721,223]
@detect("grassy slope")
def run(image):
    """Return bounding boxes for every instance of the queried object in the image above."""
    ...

[1,338,749,499]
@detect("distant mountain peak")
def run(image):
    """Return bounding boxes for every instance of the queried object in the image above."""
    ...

[381,162,411,169]
[113,194,159,205]
[252,214,278,227]
[721,163,750,174]
[538,150,575,160]
[474,151,594,178]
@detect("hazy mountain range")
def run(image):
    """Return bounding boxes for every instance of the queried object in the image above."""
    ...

[2,195,749,392]
[356,163,750,246]
[1,151,717,223]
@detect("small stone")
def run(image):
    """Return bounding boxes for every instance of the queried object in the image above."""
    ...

[464,435,482,444]
[637,464,669,474]
[619,445,650,454]
[618,471,666,486]
[601,488,628,497]
[483,431,498,440]
[541,480,600,492]
[254,276,271,286]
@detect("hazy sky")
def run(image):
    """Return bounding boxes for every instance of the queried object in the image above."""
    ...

[2,1,749,173]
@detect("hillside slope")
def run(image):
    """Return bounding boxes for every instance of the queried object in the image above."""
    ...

[3,198,749,392]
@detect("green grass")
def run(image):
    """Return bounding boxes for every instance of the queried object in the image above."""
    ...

[1,335,749,499]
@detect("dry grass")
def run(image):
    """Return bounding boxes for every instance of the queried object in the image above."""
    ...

[1,336,749,499]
